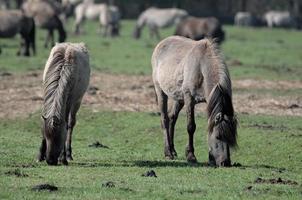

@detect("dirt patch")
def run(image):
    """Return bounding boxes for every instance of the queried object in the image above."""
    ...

[247,123,288,131]
[0,71,302,119]
[31,184,58,192]
[254,177,298,185]
[102,181,115,188]
[141,170,157,177]
[88,141,109,149]
[5,168,28,177]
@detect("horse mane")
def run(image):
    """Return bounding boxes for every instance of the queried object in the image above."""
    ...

[203,39,238,147]
[42,45,75,126]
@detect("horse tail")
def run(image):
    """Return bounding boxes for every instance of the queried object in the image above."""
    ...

[54,15,67,43]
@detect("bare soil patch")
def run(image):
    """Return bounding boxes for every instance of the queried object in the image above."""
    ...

[254,177,298,185]
[0,71,302,119]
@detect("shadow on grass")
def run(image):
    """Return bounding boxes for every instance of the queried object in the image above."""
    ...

[71,160,209,168]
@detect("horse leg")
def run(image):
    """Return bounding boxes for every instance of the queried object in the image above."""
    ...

[65,102,81,161]
[44,30,51,48]
[168,100,184,157]
[154,27,161,40]
[37,138,46,162]
[185,95,197,163]
[154,85,173,159]
[50,30,55,47]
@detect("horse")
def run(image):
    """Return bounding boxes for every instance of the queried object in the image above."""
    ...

[235,12,259,27]
[133,7,188,40]
[175,16,225,44]
[61,0,82,22]
[22,0,67,48]
[151,36,237,167]
[74,0,121,37]
[0,10,36,56]
[264,11,297,28]
[37,42,90,165]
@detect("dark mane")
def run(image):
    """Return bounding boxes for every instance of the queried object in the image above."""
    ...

[207,84,237,147]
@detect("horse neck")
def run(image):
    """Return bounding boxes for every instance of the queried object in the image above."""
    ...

[200,44,231,99]
[137,14,146,29]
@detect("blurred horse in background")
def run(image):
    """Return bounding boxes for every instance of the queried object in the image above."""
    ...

[38,42,90,165]
[152,36,237,167]
[22,0,66,48]
[175,17,225,44]
[0,10,35,56]
[264,11,297,29]
[74,0,121,37]
[234,12,264,27]
[133,7,188,40]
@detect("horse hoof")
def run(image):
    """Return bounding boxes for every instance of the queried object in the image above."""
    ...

[66,155,73,161]
[165,155,174,160]
[60,159,68,166]
[171,150,178,157]
[186,153,197,163]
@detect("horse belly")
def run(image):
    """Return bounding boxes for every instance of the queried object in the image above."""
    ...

[85,8,100,20]
[157,65,184,101]
[0,26,19,38]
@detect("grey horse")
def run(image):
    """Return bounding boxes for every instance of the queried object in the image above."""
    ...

[152,36,237,167]
[133,7,188,40]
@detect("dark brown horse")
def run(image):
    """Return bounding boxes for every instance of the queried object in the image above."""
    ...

[175,17,225,44]
[0,10,36,56]
[152,36,237,167]
[22,0,66,48]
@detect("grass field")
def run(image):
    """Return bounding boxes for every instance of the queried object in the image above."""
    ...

[1,20,302,80]
[0,20,301,199]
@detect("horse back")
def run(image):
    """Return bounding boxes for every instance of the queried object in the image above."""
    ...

[43,43,90,103]
[0,10,23,37]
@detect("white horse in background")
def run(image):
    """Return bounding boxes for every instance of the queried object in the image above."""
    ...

[264,11,297,28]
[133,7,188,39]
[74,0,121,37]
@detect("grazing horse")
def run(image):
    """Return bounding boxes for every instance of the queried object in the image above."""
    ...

[38,42,90,165]
[235,12,256,27]
[22,0,66,48]
[152,36,237,167]
[133,7,188,40]
[0,10,36,56]
[264,11,297,28]
[74,0,121,37]
[175,17,225,44]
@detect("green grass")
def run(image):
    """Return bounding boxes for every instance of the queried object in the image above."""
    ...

[1,20,302,80]
[0,110,301,199]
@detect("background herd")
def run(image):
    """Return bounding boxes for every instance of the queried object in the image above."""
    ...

[0,0,301,56]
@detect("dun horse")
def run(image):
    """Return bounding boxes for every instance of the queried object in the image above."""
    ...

[175,17,225,44]
[38,42,90,165]
[152,36,237,167]
[74,0,120,37]
[22,0,66,48]
[0,10,35,56]
[133,7,188,40]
